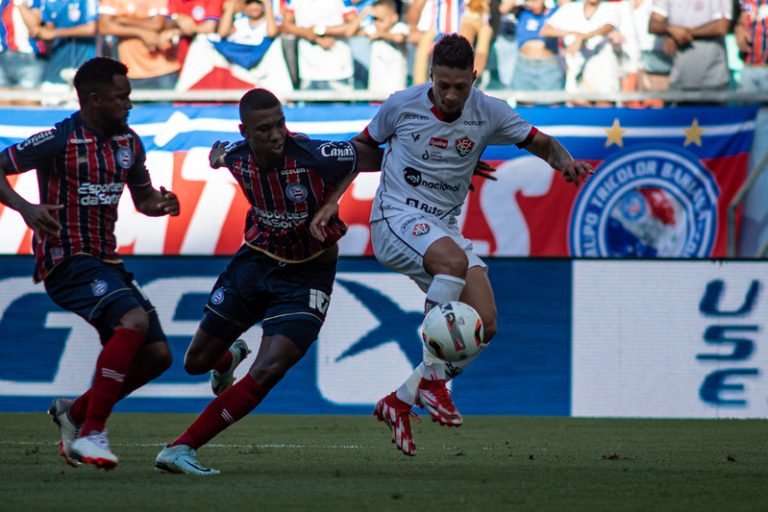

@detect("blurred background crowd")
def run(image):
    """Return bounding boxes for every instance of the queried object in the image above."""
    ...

[0,0,764,104]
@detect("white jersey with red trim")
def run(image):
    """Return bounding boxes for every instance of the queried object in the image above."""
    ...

[366,84,535,222]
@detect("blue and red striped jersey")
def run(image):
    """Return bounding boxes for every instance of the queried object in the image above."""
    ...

[221,134,357,262]
[1,0,46,54]
[2,112,151,281]
[740,0,768,65]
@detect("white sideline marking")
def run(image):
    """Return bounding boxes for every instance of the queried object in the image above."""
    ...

[1,440,364,450]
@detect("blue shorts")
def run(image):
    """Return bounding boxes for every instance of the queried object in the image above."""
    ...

[44,255,165,345]
[200,245,337,344]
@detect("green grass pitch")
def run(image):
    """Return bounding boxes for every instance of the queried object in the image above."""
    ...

[1,413,766,511]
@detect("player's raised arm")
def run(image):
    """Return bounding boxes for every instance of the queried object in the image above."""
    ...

[0,153,63,240]
[523,131,593,186]
[209,140,230,169]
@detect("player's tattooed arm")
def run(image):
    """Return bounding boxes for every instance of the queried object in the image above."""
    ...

[524,131,593,186]
[0,153,62,241]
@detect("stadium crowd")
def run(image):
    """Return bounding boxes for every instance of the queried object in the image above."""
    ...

[0,0,764,102]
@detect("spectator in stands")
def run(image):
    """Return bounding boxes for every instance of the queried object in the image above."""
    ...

[218,0,280,42]
[494,0,522,89]
[345,0,409,94]
[510,0,563,92]
[98,0,182,89]
[460,0,494,86]
[282,0,356,91]
[168,0,223,67]
[344,0,377,89]
[613,0,668,107]
[408,0,463,84]
[735,0,768,92]
[0,0,45,104]
[30,0,98,92]
[649,0,732,92]
[175,0,291,91]
[541,0,621,106]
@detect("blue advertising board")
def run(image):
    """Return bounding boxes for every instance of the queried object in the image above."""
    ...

[0,256,571,416]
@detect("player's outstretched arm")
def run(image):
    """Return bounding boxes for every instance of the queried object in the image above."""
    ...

[130,183,180,217]
[0,153,62,241]
[209,140,229,169]
[524,131,593,186]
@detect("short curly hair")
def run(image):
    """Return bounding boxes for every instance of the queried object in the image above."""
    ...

[431,34,474,71]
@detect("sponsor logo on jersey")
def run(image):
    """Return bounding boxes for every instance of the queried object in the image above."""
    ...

[319,142,355,162]
[116,147,133,169]
[455,136,475,157]
[411,133,421,142]
[429,137,448,149]
[281,167,309,176]
[403,113,429,120]
[285,183,308,202]
[404,167,422,186]
[253,206,308,228]
[463,120,486,126]
[91,279,108,297]
[405,198,445,216]
[403,167,460,192]
[412,223,430,236]
[18,130,56,150]
[211,287,225,305]
[570,144,719,257]
[77,182,124,206]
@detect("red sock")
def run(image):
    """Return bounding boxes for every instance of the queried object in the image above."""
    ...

[170,374,266,450]
[69,353,165,425]
[212,350,233,373]
[79,328,145,436]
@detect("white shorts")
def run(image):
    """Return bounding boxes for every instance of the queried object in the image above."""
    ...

[371,211,487,292]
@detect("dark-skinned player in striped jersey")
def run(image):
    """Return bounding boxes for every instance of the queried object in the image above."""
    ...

[0,57,180,470]
[154,88,383,475]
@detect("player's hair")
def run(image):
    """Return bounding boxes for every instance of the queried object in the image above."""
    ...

[239,88,281,121]
[373,0,396,11]
[431,34,474,71]
[73,57,129,102]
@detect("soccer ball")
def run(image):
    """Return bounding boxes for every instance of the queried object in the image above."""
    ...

[421,301,485,362]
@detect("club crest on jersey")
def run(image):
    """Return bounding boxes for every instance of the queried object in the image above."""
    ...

[91,279,108,297]
[116,147,133,169]
[412,223,430,236]
[211,287,225,305]
[455,136,475,157]
[285,183,308,202]
[569,143,719,257]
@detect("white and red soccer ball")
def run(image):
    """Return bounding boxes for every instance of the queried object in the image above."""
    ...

[421,301,485,362]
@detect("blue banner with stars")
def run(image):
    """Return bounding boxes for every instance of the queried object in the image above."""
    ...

[0,105,758,259]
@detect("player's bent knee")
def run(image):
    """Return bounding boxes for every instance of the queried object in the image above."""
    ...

[118,307,150,334]
[183,352,210,375]
[140,341,173,376]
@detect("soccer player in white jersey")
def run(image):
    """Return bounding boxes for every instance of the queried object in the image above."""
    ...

[311,34,592,456]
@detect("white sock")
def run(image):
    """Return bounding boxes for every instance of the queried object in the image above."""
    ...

[395,361,446,404]
[424,274,465,312]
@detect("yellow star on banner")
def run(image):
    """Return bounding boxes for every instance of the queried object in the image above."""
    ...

[604,118,627,148]
[684,118,705,147]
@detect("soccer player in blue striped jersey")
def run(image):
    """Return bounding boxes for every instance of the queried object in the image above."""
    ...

[0,57,180,470]
[154,88,383,476]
